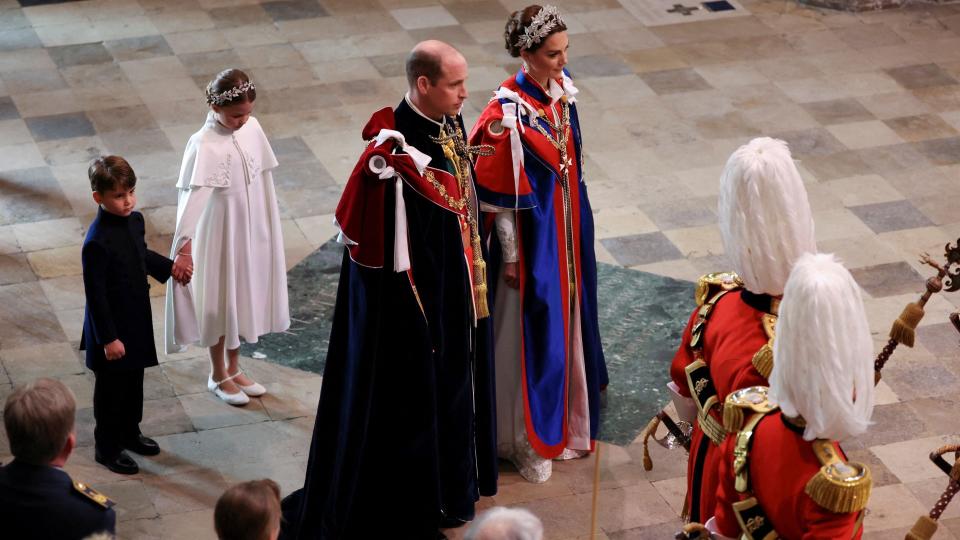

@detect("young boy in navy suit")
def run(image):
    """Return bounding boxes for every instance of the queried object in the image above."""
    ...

[81,156,191,475]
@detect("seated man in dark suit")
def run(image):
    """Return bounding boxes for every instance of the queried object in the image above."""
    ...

[0,378,116,539]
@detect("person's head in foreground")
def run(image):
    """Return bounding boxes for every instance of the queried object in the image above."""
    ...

[464,506,544,540]
[718,137,816,296]
[4,377,77,467]
[771,252,875,441]
[214,479,281,540]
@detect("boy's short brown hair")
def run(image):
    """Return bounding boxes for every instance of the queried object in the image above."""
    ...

[4,378,76,465]
[214,479,281,540]
[88,155,137,194]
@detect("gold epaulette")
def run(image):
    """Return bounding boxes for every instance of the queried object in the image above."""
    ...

[805,441,872,513]
[723,386,778,433]
[695,272,743,307]
[73,480,115,509]
[751,314,777,379]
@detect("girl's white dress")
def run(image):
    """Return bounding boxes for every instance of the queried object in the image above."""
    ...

[164,112,289,354]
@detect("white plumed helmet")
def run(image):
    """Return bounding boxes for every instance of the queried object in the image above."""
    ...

[770,252,875,442]
[718,137,816,296]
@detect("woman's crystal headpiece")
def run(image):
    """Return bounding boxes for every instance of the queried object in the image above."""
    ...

[207,81,255,105]
[515,5,564,51]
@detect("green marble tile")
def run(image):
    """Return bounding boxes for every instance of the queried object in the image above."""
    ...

[244,239,695,446]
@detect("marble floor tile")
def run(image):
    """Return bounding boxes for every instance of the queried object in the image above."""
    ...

[830,116,905,152]
[835,22,906,50]
[0,165,73,225]
[0,341,84,384]
[640,197,717,230]
[886,62,960,89]
[773,127,848,157]
[884,113,960,142]
[600,232,685,267]
[260,0,328,22]
[2,67,66,94]
[207,4,271,28]
[857,91,935,119]
[639,68,713,95]
[47,42,113,69]
[0,118,33,145]
[912,84,960,112]
[849,261,926,297]
[917,322,960,358]
[390,5,458,29]
[871,435,960,484]
[24,111,95,141]
[0,96,18,121]
[662,224,723,259]
[12,216,82,251]
[911,136,960,165]
[801,97,876,125]
[104,34,174,63]
[817,234,904,269]
[622,47,689,73]
[848,199,934,234]
[593,206,659,239]
[863,483,932,533]
[0,253,36,286]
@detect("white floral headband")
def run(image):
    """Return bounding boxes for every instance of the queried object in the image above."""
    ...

[206,81,255,106]
[514,5,565,51]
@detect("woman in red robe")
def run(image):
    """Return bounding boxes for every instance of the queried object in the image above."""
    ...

[469,4,607,483]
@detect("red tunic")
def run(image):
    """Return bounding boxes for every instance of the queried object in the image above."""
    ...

[714,411,863,539]
[669,290,772,522]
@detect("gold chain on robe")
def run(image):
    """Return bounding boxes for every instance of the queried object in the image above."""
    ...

[432,122,493,319]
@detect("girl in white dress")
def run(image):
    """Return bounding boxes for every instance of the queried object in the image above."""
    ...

[164,69,290,406]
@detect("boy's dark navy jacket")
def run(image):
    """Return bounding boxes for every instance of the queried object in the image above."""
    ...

[80,208,173,372]
[0,459,116,540]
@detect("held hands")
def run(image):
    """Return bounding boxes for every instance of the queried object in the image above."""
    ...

[104,339,125,361]
[503,262,520,289]
[172,253,193,285]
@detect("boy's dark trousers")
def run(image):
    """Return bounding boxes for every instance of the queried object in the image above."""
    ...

[93,368,145,459]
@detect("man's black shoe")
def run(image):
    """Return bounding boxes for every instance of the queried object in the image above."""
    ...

[121,434,160,456]
[95,450,139,475]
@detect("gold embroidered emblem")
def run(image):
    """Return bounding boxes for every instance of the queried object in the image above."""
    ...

[695,378,708,394]
[746,516,765,533]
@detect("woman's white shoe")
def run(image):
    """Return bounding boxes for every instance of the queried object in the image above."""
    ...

[232,369,267,396]
[207,374,250,406]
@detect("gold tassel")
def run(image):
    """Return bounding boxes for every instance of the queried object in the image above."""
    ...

[804,466,872,513]
[473,258,489,319]
[640,415,661,471]
[889,302,924,347]
[751,343,774,379]
[905,515,938,540]
[723,403,744,433]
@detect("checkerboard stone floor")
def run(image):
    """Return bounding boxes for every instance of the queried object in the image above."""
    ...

[2,0,960,538]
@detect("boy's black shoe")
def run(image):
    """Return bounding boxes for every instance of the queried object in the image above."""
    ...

[95,450,139,475]
[121,434,160,456]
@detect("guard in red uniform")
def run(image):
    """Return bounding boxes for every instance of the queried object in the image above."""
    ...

[668,137,816,523]
[710,253,875,539]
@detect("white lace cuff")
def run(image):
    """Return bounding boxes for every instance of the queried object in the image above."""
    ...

[495,211,518,263]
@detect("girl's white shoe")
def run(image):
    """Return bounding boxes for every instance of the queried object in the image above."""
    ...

[207,373,250,406]
[232,369,267,396]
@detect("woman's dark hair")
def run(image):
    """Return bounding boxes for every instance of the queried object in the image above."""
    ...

[206,68,256,106]
[504,5,568,58]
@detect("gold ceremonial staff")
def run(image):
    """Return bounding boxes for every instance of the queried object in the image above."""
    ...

[905,445,960,540]
[874,239,960,382]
